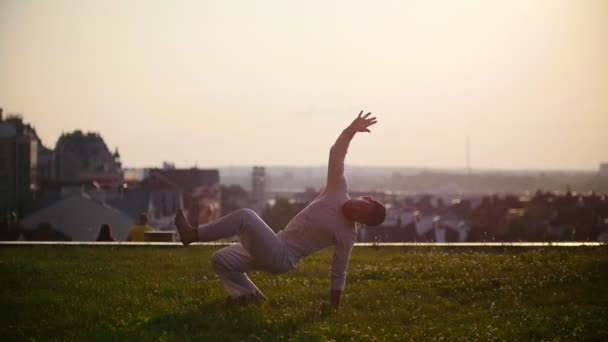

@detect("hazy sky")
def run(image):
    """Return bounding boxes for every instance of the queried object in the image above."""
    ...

[1,0,607,170]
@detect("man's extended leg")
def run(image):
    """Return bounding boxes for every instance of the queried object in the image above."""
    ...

[210,244,267,301]
[175,208,257,245]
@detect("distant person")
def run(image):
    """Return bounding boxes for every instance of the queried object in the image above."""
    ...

[0,213,9,240]
[175,111,386,309]
[0,212,21,240]
[127,214,155,242]
[96,224,116,242]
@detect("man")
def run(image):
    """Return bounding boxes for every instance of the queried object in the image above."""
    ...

[127,213,155,242]
[175,111,386,309]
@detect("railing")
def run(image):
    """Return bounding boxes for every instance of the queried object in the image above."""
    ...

[0,241,605,246]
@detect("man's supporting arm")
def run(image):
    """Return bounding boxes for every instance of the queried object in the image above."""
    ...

[330,289,342,309]
[329,235,355,310]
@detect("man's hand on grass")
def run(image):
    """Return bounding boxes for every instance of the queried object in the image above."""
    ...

[319,301,337,316]
[330,290,342,310]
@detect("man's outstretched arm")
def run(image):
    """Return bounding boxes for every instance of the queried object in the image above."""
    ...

[326,111,378,190]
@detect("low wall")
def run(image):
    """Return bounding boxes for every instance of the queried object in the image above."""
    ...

[0,241,605,247]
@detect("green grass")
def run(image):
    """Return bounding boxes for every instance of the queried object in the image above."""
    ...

[1,246,607,341]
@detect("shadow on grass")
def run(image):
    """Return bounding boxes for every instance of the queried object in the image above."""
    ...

[104,298,321,340]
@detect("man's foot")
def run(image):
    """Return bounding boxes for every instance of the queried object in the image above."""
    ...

[175,209,197,246]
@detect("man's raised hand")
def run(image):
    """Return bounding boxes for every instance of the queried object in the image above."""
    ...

[348,110,378,133]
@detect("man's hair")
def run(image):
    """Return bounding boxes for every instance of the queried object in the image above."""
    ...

[364,198,386,226]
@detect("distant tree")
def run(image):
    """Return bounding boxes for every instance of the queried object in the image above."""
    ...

[221,185,248,215]
[262,197,306,233]
[416,195,434,214]
[436,198,445,211]
[506,218,545,241]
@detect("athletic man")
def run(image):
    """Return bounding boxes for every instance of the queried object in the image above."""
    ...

[175,111,386,309]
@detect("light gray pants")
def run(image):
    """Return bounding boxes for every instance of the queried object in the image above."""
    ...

[197,209,293,297]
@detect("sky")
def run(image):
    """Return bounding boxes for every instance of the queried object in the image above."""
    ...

[0,0,607,170]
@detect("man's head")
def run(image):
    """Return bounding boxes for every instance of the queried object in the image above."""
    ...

[139,213,148,225]
[342,196,386,226]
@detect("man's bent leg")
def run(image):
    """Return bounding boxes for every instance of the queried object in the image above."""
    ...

[211,244,266,300]
[236,210,293,273]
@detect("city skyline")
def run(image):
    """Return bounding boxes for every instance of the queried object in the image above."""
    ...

[1,0,607,170]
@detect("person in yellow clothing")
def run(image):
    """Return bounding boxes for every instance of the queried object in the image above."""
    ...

[127,213,155,242]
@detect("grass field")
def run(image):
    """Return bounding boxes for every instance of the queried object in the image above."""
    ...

[1,245,607,341]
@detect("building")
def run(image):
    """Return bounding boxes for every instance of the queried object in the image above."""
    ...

[600,163,608,177]
[357,209,470,242]
[19,192,134,241]
[107,172,183,230]
[36,143,54,181]
[148,168,220,226]
[251,166,266,212]
[0,110,39,216]
[53,130,123,185]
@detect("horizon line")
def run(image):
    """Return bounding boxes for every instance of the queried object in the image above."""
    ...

[122,164,602,174]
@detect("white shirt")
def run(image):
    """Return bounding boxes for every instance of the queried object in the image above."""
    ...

[277,129,358,291]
